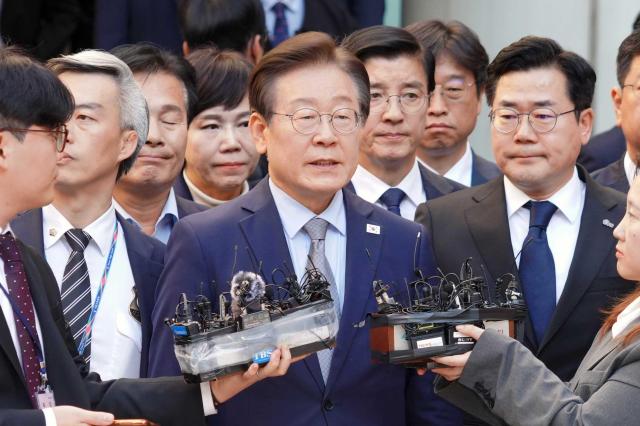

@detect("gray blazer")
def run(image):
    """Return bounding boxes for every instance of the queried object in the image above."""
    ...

[435,324,640,425]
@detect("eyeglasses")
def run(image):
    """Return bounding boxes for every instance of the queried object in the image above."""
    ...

[0,125,68,152]
[489,107,576,134]
[622,82,640,94]
[369,91,427,113]
[271,108,360,135]
[431,81,475,102]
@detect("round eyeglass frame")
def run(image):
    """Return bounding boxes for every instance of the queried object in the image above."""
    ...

[369,92,427,114]
[488,107,577,134]
[0,125,68,152]
[270,107,360,135]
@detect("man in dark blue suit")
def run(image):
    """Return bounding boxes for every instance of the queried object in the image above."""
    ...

[110,44,206,243]
[150,32,461,425]
[592,30,640,194]
[11,50,164,380]
[340,26,463,222]
[406,20,500,187]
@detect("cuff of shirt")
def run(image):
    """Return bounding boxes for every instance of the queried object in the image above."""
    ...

[200,381,218,416]
[43,407,57,426]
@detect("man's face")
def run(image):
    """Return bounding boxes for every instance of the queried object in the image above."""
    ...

[186,96,258,198]
[423,53,481,155]
[119,72,188,190]
[250,64,361,212]
[491,66,592,199]
[613,55,640,157]
[2,126,59,210]
[360,55,427,168]
[57,72,137,190]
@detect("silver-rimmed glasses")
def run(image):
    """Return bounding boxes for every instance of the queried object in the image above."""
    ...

[489,107,576,134]
[369,90,427,113]
[270,108,360,135]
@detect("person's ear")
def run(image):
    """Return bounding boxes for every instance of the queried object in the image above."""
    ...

[250,112,269,155]
[612,86,623,127]
[118,130,139,162]
[577,108,594,146]
[182,41,191,57]
[246,35,264,65]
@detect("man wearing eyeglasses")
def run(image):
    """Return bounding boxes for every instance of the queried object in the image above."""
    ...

[592,30,640,193]
[11,50,167,381]
[415,36,633,388]
[149,31,461,425]
[407,20,501,187]
[341,26,464,221]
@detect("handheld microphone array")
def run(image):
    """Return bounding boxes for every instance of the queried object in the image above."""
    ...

[165,263,339,382]
[369,258,527,367]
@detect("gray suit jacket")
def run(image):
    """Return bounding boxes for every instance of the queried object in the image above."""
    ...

[435,324,640,425]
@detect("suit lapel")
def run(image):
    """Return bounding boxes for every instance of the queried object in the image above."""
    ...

[0,299,24,388]
[539,173,622,350]
[236,181,326,392]
[10,208,45,256]
[325,192,381,393]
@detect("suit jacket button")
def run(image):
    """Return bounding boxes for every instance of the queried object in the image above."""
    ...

[323,399,334,411]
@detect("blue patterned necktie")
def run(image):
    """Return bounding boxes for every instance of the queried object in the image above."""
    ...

[271,2,289,47]
[379,188,406,216]
[303,217,340,383]
[519,201,558,344]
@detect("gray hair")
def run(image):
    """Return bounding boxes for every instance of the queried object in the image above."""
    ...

[48,50,149,180]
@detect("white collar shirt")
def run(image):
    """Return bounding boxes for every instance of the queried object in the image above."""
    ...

[420,141,473,187]
[114,188,179,244]
[269,178,347,310]
[351,160,426,220]
[624,151,637,187]
[612,295,640,339]
[42,204,140,380]
[504,168,586,302]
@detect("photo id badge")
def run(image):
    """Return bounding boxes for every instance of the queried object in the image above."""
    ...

[36,387,56,409]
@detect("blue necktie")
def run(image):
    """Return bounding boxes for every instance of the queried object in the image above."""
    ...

[271,2,289,47]
[379,188,406,216]
[519,201,558,345]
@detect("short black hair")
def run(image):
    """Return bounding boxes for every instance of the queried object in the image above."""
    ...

[179,0,267,53]
[187,47,252,116]
[110,43,198,123]
[341,25,433,90]
[406,20,488,97]
[486,36,596,115]
[616,30,640,86]
[634,12,640,31]
[0,47,74,135]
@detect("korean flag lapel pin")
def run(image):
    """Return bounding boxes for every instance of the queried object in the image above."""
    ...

[366,223,380,235]
[602,219,615,229]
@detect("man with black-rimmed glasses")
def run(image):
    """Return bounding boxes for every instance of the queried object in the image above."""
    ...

[342,26,464,221]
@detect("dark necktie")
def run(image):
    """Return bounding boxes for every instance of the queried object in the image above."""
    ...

[271,2,289,47]
[519,201,558,344]
[303,217,340,382]
[379,188,406,216]
[0,233,41,407]
[60,229,92,362]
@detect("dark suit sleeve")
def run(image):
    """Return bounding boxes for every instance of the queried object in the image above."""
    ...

[94,0,129,50]
[148,218,212,376]
[0,409,45,426]
[30,0,81,60]
[405,226,463,425]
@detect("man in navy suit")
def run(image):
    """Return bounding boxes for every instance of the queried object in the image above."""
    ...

[341,26,463,222]
[110,44,206,243]
[406,20,501,187]
[11,50,164,380]
[150,32,461,425]
[592,30,640,193]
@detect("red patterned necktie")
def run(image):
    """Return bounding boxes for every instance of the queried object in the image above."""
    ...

[0,233,41,407]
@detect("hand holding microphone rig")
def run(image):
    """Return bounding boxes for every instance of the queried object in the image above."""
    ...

[164,258,340,382]
[369,258,527,368]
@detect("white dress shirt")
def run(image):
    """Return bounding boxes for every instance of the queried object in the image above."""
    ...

[269,179,346,310]
[504,168,586,302]
[351,160,427,221]
[114,188,179,244]
[420,141,473,187]
[624,151,637,187]
[184,170,250,208]
[261,0,304,39]
[612,295,640,338]
[42,204,140,380]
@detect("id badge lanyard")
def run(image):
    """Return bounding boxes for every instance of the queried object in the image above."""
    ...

[0,283,53,403]
[77,221,119,357]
